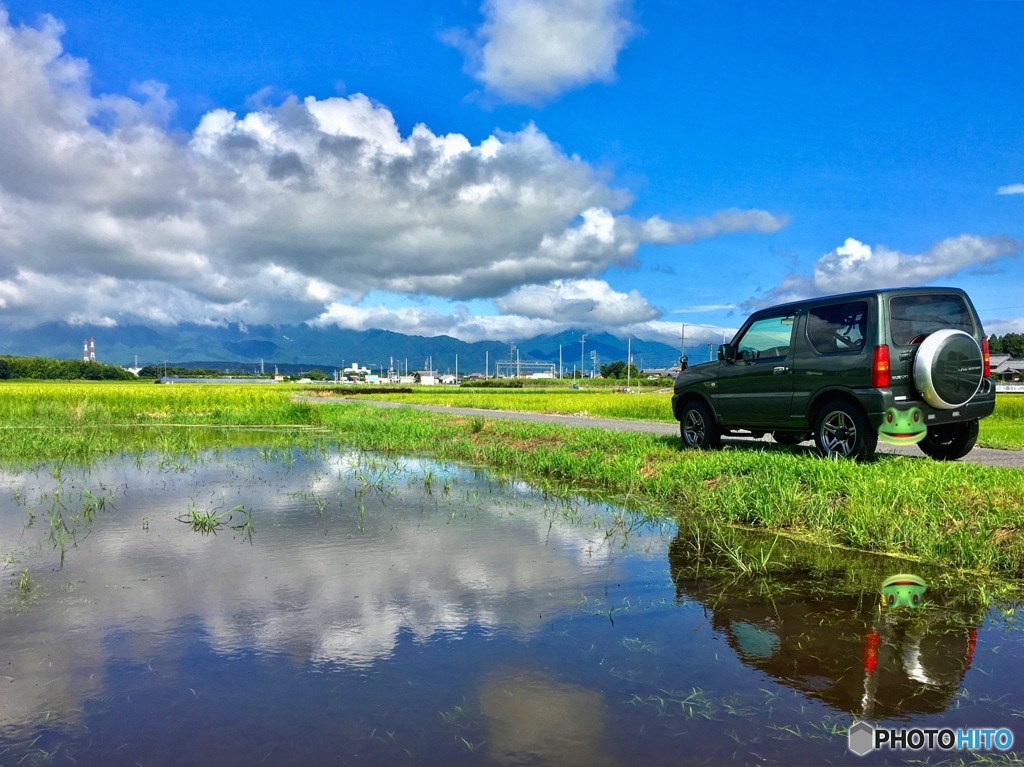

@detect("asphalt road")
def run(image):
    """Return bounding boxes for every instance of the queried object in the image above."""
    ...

[299,396,1024,469]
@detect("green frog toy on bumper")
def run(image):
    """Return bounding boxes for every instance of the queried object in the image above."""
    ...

[878,407,927,445]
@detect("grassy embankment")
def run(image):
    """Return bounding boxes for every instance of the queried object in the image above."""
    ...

[1,381,1024,576]
[333,384,1024,450]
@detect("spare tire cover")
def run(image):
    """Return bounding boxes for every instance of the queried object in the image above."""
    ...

[913,329,984,410]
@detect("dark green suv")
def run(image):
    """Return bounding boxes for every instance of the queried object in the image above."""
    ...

[671,287,995,460]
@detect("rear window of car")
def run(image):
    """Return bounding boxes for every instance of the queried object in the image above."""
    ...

[889,294,974,345]
[806,301,867,354]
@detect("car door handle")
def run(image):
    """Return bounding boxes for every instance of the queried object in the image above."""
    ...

[773,366,789,375]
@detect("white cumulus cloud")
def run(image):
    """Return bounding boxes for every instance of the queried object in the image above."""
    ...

[814,235,1021,292]
[751,235,1022,307]
[445,0,637,104]
[310,278,734,349]
[496,278,659,324]
[997,184,1024,195]
[0,9,783,332]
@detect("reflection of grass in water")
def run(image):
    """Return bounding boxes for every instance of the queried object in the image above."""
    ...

[620,636,658,654]
[669,518,1024,611]
[287,489,329,517]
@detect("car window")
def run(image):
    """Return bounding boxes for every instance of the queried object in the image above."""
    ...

[806,301,867,354]
[889,294,974,345]
[736,313,796,360]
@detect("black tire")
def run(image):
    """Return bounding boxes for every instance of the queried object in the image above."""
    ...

[917,419,979,461]
[680,400,721,450]
[813,400,877,461]
[772,431,808,446]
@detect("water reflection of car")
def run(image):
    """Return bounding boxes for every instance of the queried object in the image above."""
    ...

[667,531,981,719]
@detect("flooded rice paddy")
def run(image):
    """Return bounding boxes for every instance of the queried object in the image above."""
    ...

[2,445,1023,766]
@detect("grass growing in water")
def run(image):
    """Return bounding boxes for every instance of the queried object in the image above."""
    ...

[178,502,252,536]
[18,568,31,598]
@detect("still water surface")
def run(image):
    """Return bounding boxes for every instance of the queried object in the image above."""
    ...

[1,447,1022,766]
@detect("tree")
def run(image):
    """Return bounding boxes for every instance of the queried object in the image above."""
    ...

[1004,333,1024,358]
[600,360,640,380]
[0,359,10,379]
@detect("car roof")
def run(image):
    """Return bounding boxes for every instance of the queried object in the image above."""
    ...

[751,286,967,317]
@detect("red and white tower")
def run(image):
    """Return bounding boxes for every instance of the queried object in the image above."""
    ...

[89,338,96,362]
[83,339,90,362]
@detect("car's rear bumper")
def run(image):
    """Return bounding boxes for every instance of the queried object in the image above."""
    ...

[857,378,996,431]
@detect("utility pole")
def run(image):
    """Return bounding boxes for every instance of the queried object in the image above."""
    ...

[559,344,563,379]
[485,350,489,379]
[516,346,520,379]
[580,334,587,382]
[627,337,631,389]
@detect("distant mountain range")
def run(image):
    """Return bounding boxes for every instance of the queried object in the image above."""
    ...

[0,322,694,375]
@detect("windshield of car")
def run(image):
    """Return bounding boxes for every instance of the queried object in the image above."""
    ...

[889,294,974,345]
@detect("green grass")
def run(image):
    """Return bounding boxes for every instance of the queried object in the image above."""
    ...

[2,381,1024,575]
[981,395,1024,449]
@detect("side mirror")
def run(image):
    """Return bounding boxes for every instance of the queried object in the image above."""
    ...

[717,344,734,362]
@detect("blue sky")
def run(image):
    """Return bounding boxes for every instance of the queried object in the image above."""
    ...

[1,0,1022,347]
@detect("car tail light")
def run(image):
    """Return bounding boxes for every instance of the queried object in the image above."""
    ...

[872,344,890,388]
[982,336,991,378]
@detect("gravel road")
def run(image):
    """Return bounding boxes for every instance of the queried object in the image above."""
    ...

[299,396,1024,469]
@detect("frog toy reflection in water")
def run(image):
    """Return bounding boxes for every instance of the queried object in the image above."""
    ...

[861,573,944,716]
[877,406,927,445]
[880,573,927,608]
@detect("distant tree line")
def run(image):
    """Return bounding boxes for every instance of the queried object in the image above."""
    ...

[0,356,135,381]
[135,365,333,380]
[989,334,1024,357]
[461,379,525,389]
[136,365,255,378]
